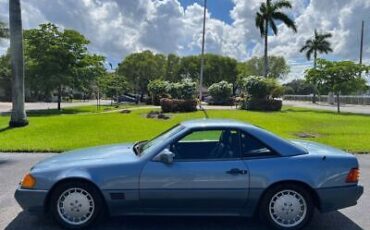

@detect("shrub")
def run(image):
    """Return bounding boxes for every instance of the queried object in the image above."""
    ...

[167,79,197,100]
[147,80,170,105]
[160,98,197,113]
[265,78,284,98]
[244,98,282,111]
[241,76,284,99]
[240,76,283,111]
[241,76,269,99]
[208,81,233,105]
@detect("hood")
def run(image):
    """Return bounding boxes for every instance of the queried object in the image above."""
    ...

[290,140,352,157]
[33,144,137,170]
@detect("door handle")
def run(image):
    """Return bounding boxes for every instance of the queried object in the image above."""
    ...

[226,168,248,175]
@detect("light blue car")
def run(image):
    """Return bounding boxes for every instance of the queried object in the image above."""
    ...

[15,119,363,230]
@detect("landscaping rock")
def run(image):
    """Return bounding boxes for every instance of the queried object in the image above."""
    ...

[157,113,170,120]
[121,109,131,114]
[296,132,318,138]
[146,111,159,118]
[146,111,170,120]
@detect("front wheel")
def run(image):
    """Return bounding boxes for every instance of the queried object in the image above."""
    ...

[50,181,104,229]
[260,184,314,230]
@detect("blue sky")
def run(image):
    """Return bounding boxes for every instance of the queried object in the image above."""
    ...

[179,0,234,24]
[0,0,369,81]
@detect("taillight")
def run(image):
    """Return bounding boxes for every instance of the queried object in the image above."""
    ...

[346,168,359,183]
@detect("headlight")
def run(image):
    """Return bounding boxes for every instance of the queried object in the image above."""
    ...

[20,173,36,189]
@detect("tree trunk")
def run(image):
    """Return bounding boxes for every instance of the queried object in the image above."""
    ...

[135,80,139,104]
[232,84,237,96]
[336,91,340,113]
[9,0,28,127]
[140,92,144,103]
[263,18,269,78]
[57,85,62,111]
[312,50,317,104]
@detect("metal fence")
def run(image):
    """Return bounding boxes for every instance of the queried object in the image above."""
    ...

[283,95,370,105]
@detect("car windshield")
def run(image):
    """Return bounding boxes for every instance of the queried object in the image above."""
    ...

[139,124,184,156]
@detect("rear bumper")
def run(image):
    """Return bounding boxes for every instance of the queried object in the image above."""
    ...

[317,185,364,212]
[14,187,48,214]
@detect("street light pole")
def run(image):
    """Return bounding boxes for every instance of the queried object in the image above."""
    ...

[199,0,207,108]
[360,20,364,65]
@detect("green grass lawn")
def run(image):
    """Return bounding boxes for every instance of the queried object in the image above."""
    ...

[0,106,370,153]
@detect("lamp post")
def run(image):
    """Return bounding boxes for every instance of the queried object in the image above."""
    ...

[359,20,365,78]
[360,20,364,65]
[199,0,207,108]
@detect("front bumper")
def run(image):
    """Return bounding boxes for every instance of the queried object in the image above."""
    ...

[14,187,48,213]
[317,185,364,212]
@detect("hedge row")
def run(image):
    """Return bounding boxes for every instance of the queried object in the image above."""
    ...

[160,98,198,113]
[242,98,282,111]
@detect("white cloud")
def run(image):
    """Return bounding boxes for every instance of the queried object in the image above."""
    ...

[0,0,370,81]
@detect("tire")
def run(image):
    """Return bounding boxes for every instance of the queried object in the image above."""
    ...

[50,181,104,229]
[259,183,314,230]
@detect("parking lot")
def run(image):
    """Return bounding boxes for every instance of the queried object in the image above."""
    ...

[0,153,368,230]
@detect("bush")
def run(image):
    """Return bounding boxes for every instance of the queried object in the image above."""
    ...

[241,76,270,99]
[147,80,170,105]
[208,81,233,105]
[167,79,197,100]
[148,79,197,103]
[243,98,282,111]
[160,98,197,113]
[240,76,283,111]
[265,78,284,98]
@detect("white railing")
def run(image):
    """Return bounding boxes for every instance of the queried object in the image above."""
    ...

[283,95,370,105]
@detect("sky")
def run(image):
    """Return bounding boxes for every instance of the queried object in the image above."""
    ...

[0,0,370,82]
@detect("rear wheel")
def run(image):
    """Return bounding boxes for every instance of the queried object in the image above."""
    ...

[50,181,104,229]
[260,184,314,230]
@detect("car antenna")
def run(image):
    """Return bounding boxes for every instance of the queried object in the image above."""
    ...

[198,101,209,119]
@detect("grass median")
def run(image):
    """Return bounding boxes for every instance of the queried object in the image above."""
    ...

[0,106,369,153]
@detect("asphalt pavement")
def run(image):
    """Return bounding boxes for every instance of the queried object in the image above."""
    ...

[0,101,111,113]
[0,153,368,230]
[284,100,370,115]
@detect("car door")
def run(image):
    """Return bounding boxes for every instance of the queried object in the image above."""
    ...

[139,128,250,213]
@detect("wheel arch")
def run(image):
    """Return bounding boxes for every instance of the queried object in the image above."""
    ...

[255,180,321,215]
[44,177,108,214]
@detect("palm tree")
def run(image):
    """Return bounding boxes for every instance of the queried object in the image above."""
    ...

[9,0,28,127]
[0,21,9,39]
[256,0,297,77]
[300,30,333,103]
[300,30,333,68]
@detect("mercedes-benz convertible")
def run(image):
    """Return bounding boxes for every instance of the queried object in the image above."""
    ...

[15,119,363,229]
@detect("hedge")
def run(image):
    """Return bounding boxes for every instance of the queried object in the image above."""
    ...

[243,98,282,111]
[160,98,197,113]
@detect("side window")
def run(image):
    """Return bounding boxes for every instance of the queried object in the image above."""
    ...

[240,132,276,158]
[171,129,241,160]
[180,130,222,142]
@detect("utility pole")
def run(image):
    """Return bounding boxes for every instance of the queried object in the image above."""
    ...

[199,0,207,108]
[360,20,364,65]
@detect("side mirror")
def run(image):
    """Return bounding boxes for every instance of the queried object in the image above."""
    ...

[155,149,175,164]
